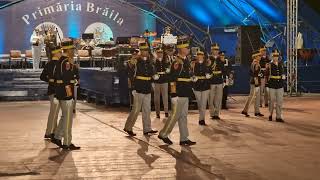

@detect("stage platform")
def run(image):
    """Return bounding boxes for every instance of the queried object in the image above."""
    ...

[0,95,319,179]
[0,69,47,101]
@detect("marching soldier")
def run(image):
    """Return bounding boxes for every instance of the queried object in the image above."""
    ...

[127,49,140,109]
[52,39,80,150]
[153,48,170,118]
[268,49,285,122]
[241,50,264,117]
[158,37,196,146]
[40,46,62,140]
[62,38,79,113]
[192,51,211,126]
[220,51,232,110]
[259,46,270,107]
[123,42,158,136]
[208,43,225,120]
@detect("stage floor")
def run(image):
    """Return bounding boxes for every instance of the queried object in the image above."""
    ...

[0,96,319,180]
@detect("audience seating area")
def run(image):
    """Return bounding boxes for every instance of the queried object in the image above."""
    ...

[0,49,117,69]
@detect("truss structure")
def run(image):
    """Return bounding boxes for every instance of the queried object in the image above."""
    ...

[287,0,299,95]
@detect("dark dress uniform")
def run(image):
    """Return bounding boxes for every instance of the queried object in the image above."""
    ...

[192,58,211,125]
[159,51,196,145]
[208,55,225,119]
[153,58,171,117]
[124,49,158,136]
[268,55,285,122]
[53,55,79,149]
[242,51,263,117]
[260,54,270,107]
[40,53,61,139]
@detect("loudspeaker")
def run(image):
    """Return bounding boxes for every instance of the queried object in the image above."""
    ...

[235,26,262,66]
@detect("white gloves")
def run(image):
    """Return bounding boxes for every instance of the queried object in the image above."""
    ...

[171,97,178,104]
[282,75,286,80]
[166,68,171,74]
[132,90,137,96]
[191,76,198,82]
[153,74,160,80]
[205,73,212,79]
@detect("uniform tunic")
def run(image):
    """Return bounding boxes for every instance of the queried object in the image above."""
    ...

[40,60,59,95]
[154,59,170,84]
[54,56,76,100]
[170,57,193,98]
[250,62,262,87]
[260,56,270,77]
[209,56,225,84]
[268,62,285,89]
[192,61,211,91]
[133,59,155,94]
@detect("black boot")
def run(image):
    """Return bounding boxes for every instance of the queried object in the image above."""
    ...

[51,138,62,148]
[44,133,55,139]
[180,139,196,146]
[241,111,250,117]
[123,129,136,136]
[156,114,160,118]
[144,130,158,135]
[212,116,220,120]
[158,135,173,145]
[276,118,284,123]
[199,120,206,126]
[44,134,50,139]
[255,113,264,117]
[269,116,272,121]
[63,144,80,150]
